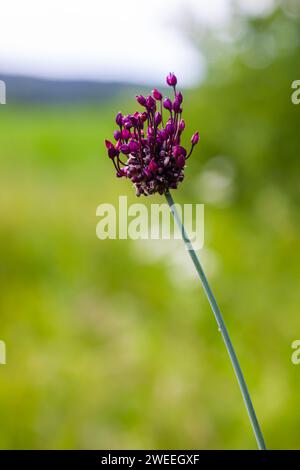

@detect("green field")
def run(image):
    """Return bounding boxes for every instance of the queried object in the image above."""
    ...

[1,8,300,449]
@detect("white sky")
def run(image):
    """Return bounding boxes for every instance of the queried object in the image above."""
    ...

[0,0,275,86]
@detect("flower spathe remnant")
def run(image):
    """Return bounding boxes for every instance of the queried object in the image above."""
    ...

[105,73,199,196]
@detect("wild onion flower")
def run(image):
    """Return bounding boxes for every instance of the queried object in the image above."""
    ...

[105,73,199,196]
[104,74,266,450]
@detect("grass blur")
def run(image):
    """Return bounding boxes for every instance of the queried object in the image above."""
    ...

[1,5,300,449]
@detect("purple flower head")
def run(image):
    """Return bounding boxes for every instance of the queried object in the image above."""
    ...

[104,74,199,196]
[166,72,177,87]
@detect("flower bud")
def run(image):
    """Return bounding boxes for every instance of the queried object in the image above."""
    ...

[179,119,185,131]
[105,139,114,149]
[115,112,123,126]
[122,129,131,141]
[146,95,156,110]
[154,112,162,126]
[163,97,172,111]
[147,126,154,137]
[166,73,177,87]
[158,129,167,140]
[176,155,186,168]
[114,130,121,140]
[173,145,187,158]
[117,168,127,177]
[148,160,158,173]
[176,91,183,104]
[173,98,181,113]
[139,112,148,122]
[130,115,138,128]
[136,95,147,106]
[120,144,130,154]
[108,146,118,159]
[143,167,151,179]
[165,120,175,136]
[191,131,199,145]
[129,140,139,153]
[124,119,132,129]
[152,88,163,100]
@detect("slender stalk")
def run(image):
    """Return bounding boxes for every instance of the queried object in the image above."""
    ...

[165,190,266,450]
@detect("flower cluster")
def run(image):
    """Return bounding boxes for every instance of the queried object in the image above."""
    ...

[105,73,199,196]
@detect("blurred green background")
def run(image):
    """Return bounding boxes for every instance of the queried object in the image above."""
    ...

[1,3,300,449]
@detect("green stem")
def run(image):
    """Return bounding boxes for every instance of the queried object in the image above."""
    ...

[165,190,266,450]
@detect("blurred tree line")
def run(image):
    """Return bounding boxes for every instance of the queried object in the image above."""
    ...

[182,2,300,207]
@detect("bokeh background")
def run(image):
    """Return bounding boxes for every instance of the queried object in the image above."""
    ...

[1,0,300,449]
